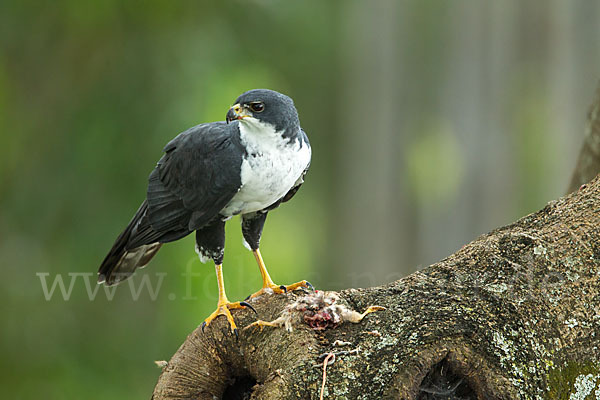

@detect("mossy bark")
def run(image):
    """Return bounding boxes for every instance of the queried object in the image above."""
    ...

[152,85,600,399]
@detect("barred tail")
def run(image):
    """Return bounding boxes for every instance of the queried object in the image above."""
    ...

[98,201,162,286]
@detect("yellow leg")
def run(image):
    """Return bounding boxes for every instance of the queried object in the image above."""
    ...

[243,319,282,331]
[247,249,313,299]
[355,306,386,322]
[255,249,275,288]
[202,264,255,334]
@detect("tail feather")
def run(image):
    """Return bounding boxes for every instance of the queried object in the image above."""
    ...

[98,201,163,286]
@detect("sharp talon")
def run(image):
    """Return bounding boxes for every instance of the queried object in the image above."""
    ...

[234,328,239,339]
[306,281,314,291]
[245,294,251,301]
[247,279,311,299]
[240,301,257,315]
[201,321,207,333]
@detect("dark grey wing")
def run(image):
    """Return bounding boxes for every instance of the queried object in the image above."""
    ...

[281,163,309,203]
[99,122,244,285]
[129,121,244,247]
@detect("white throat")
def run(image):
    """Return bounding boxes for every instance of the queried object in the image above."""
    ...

[239,117,280,140]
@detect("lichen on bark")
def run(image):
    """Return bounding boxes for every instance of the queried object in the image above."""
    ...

[152,177,600,400]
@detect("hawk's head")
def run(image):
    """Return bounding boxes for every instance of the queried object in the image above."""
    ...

[226,89,299,133]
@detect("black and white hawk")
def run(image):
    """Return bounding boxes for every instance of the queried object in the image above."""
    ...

[98,89,312,333]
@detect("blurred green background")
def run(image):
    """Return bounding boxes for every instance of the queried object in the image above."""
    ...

[2,0,599,398]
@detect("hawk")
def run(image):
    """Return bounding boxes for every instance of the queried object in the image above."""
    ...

[99,89,312,334]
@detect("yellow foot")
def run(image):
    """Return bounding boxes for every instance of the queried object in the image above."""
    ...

[243,319,282,331]
[248,280,314,300]
[201,301,256,335]
[359,305,386,320]
[346,305,386,323]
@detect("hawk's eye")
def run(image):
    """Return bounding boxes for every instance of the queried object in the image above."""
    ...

[249,102,265,112]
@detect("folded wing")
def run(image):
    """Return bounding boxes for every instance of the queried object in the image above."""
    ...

[99,122,244,285]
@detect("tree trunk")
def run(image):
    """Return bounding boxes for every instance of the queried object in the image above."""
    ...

[152,85,600,399]
[569,84,600,193]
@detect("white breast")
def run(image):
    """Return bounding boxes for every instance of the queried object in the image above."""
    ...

[220,119,311,216]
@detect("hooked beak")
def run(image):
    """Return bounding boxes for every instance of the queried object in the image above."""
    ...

[226,103,251,123]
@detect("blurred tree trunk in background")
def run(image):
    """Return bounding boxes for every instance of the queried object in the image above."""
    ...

[329,0,600,289]
[569,85,600,193]
[333,0,412,289]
